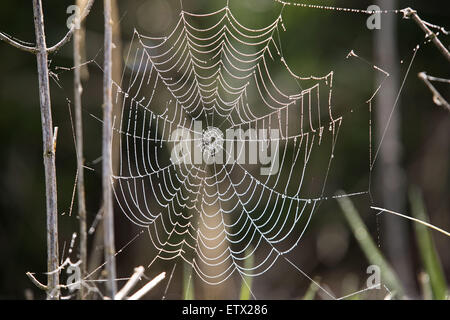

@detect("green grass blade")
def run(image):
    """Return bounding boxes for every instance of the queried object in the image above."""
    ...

[336,193,404,298]
[239,247,254,300]
[409,187,448,300]
[183,262,195,300]
[302,277,321,300]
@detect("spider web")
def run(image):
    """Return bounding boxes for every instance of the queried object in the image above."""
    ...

[41,0,449,300]
[110,4,342,288]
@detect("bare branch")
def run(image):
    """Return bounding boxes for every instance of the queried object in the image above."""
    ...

[371,206,450,237]
[418,72,450,111]
[102,0,117,299]
[0,32,37,53]
[128,272,166,300]
[402,8,450,63]
[74,0,88,300]
[32,0,60,300]
[1,0,94,54]
[47,0,95,53]
[115,266,145,300]
[26,272,48,291]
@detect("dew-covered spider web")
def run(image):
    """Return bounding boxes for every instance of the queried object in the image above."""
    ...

[45,0,449,300]
[109,3,347,292]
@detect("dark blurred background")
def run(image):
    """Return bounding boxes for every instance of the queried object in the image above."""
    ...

[0,0,448,299]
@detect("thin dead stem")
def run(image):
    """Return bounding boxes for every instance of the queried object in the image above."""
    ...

[128,272,166,300]
[402,8,450,62]
[371,206,450,237]
[32,0,60,300]
[115,266,145,300]
[0,0,95,54]
[74,0,88,299]
[418,72,450,111]
[102,0,117,299]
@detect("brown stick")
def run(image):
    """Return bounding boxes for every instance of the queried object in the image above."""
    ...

[402,8,450,63]
[418,72,450,111]
[0,0,95,54]
[0,32,37,53]
[103,0,117,299]
[74,0,88,300]
[32,0,59,300]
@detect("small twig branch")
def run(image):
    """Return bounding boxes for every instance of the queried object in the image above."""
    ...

[0,32,37,53]
[102,0,117,299]
[0,0,94,54]
[128,272,166,300]
[371,206,450,237]
[420,74,450,84]
[115,266,145,300]
[402,8,450,63]
[52,127,59,152]
[418,72,450,111]
[26,272,48,291]
[26,259,88,296]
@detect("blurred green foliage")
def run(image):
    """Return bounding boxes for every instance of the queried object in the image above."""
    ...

[338,192,449,300]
